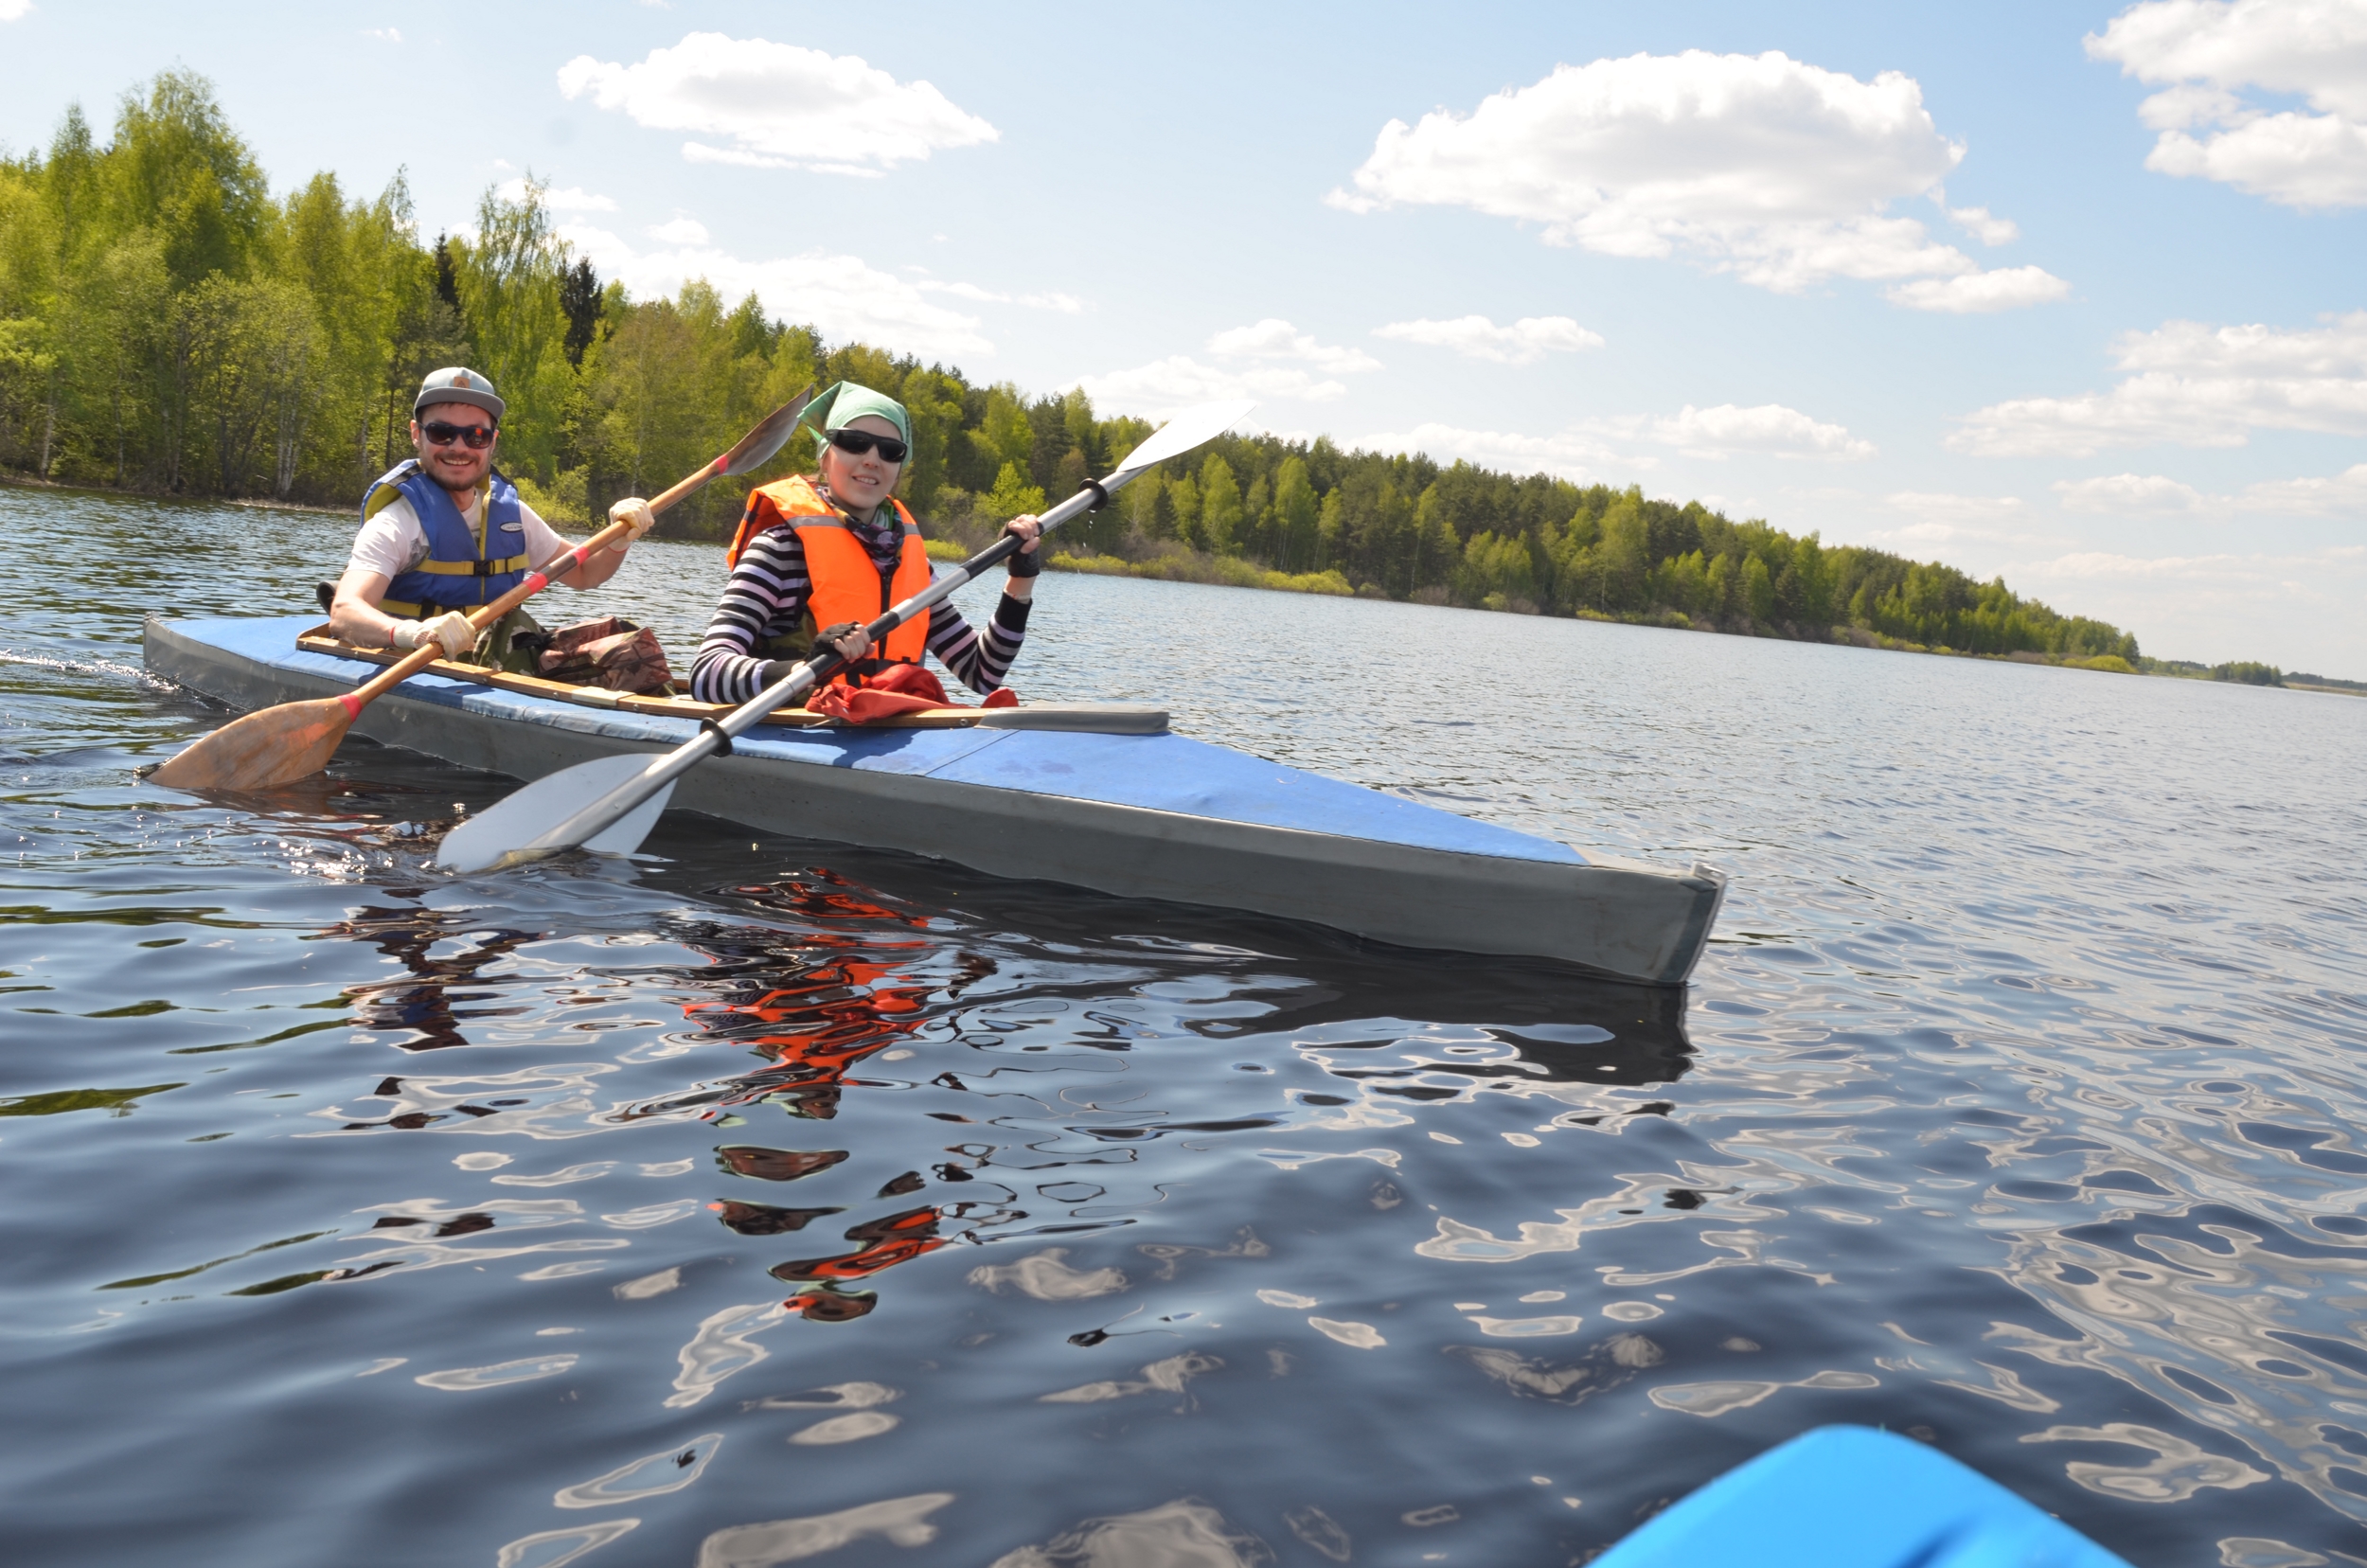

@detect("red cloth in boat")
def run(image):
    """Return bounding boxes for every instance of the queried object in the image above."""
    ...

[810,664,1019,724]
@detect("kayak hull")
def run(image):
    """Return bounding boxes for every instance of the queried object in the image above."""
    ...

[145,615,1725,986]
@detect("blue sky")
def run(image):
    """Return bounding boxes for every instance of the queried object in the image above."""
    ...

[7,1,2364,674]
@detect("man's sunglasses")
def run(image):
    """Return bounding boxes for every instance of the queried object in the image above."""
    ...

[828,428,908,464]
[421,420,498,451]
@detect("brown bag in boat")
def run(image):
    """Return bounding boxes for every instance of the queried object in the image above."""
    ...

[536,616,674,694]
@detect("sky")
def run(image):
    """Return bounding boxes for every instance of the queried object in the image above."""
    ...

[5,0,2363,675]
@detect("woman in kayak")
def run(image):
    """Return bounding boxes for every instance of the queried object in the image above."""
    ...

[685,381,1041,704]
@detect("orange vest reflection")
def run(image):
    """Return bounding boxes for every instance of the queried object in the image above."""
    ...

[685,878,953,1321]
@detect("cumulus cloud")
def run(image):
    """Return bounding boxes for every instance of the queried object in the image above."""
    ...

[2056,462,2367,516]
[1371,314,1605,364]
[1951,312,2367,454]
[1595,402,1876,460]
[2055,473,2209,512]
[906,276,1084,313]
[1329,49,2067,308]
[2087,0,2367,208]
[646,217,708,244]
[1207,318,1383,373]
[499,179,615,213]
[1069,320,1380,417]
[1884,266,2073,313]
[1350,401,1870,479]
[558,223,991,358]
[1350,422,1632,482]
[362,26,399,43]
[557,33,997,175]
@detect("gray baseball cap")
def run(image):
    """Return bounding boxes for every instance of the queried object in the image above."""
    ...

[414,366,505,421]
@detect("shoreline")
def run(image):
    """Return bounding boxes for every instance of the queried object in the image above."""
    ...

[9,472,2354,687]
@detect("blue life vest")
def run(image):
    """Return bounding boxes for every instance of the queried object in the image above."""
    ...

[361,459,533,617]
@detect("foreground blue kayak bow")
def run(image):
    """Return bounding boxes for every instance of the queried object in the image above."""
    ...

[1596,1426,2135,1568]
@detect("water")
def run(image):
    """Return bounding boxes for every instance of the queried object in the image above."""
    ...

[4,484,2365,1567]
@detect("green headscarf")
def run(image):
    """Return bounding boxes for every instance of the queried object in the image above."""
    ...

[796,380,912,463]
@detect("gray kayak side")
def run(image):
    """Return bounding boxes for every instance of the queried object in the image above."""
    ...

[145,615,1726,985]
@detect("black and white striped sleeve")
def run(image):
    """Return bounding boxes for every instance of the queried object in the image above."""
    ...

[927,587,1031,695]
[688,529,810,704]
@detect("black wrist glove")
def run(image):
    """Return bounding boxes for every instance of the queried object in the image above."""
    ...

[1004,530,1041,579]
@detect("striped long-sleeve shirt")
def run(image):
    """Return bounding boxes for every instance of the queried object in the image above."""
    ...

[688,516,1030,704]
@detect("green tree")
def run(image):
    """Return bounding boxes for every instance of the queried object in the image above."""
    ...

[982,459,1045,522]
[1274,455,1319,571]
[1199,454,1243,555]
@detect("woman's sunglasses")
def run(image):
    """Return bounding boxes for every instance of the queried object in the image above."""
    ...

[828,429,908,464]
[421,420,498,451]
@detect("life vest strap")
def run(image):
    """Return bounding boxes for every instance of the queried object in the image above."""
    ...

[377,597,426,619]
[414,553,531,578]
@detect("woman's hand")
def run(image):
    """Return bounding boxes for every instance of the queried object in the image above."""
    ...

[815,621,872,662]
[1003,515,1042,597]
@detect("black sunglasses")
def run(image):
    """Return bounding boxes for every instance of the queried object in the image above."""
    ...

[421,419,498,451]
[828,428,908,465]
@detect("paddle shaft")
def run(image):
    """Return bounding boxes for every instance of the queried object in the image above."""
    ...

[514,474,1122,857]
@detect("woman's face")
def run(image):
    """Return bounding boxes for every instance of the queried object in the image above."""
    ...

[819,414,904,516]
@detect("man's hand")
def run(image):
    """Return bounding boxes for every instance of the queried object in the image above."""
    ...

[609,497,658,543]
[392,611,476,661]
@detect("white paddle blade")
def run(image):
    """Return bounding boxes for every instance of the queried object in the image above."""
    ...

[584,776,675,856]
[1114,400,1256,475]
[437,754,676,873]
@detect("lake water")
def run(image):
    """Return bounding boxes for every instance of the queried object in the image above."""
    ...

[5,484,2365,1567]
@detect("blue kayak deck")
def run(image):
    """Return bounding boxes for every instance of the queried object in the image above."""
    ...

[182,616,1586,869]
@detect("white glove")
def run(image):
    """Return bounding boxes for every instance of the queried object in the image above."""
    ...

[610,496,658,541]
[392,611,476,660]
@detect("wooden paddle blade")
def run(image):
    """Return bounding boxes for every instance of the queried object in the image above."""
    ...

[437,754,676,873]
[717,387,813,476]
[149,698,354,791]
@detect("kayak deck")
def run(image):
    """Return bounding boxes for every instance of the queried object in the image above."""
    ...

[145,615,1725,985]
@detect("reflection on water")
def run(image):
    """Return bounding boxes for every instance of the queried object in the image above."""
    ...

[3,486,2366,1566]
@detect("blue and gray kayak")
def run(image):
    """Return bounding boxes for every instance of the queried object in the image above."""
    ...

[1597,1426,2134,1567]
[143,615,1726,985]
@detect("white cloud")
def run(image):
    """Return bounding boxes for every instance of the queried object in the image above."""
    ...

[2233,460,2367,514]
[1068,320,1378,416]
[646,217,708,244]
[2055,473,2209,512]
[1352,422,1632,482]
[1602,402,1876,460]
[1371,314,1605,365]
[1952,312,2367,454]
[498,179,615,213]
[1330,50,2067,308]
[2088,0,2367,207]
[362,26,399,43]
[557,33,998,175]
[1935,194,2020,244]
[2056,462,2367,517]
[1206,319,1383,373]
[913,279,1083,312]
[1069,358,1350,417]
[558,223,991,359]
[1884,266,2072,313]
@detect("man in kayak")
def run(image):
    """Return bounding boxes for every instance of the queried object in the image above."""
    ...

[687,380,1041,704]
[328,366,650,660]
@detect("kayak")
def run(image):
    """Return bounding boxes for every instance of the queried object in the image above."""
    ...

[143,615,1727,986]
[1595,1426,2134,1567]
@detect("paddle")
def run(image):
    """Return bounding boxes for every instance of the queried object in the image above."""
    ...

[436,397,1257,874]
[149,390,815,793]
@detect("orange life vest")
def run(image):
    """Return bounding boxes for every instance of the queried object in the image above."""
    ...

[728,474,932,680]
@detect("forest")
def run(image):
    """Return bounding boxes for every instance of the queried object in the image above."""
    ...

[0,71,2145,668]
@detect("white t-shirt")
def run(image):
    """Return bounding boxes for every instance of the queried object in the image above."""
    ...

[347,487,565,582]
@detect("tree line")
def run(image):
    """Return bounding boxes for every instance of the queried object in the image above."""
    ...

[0,70,2147,668]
